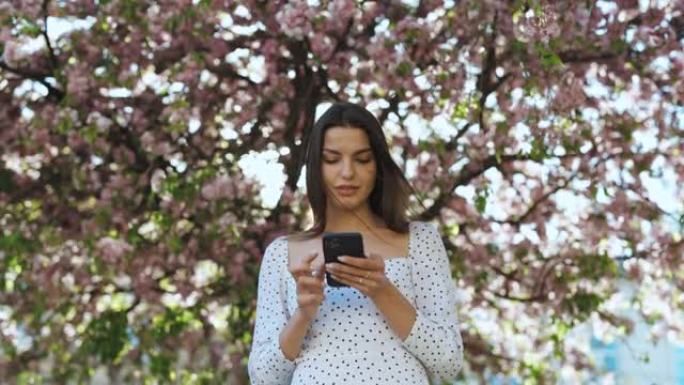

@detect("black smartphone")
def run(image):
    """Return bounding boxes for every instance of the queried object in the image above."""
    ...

[322,232,365,287]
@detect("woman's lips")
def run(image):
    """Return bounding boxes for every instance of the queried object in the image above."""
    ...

[336,186,359,196]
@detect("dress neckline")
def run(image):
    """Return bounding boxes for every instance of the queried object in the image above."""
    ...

[284,222,415,262]
[381,221,414,261]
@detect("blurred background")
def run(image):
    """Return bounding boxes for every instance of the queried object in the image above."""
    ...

[1,0,683,384]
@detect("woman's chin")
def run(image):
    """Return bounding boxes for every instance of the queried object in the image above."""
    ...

[334,197,363,210]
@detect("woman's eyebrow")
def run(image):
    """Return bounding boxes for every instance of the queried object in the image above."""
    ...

[322,148,372,155]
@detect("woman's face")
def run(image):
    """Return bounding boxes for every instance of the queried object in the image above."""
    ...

[321,126,377,211]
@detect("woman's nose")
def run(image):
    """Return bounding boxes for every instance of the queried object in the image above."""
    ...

[341,160,355,178]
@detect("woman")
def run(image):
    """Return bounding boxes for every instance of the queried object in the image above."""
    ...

[248,102,463,385]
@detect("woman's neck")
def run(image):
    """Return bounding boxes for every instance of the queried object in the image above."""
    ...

[324,206,384,232]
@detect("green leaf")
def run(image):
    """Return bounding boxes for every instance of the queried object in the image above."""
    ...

[574,292,602,313]
[451,100,469,120]
[151,211,173,232]
[18,20,42,38]
[56,116,73,135]
[589,184,598,200]
[152,308,197,341]
[510,39,527,57]
[396,61,412,77]
[578,253,617,279]
[80,310,129,363]
[168,235,184,254]
[485,242,499,254]
[0,232,36,256]
[535,42,564,70]
[610,39,630,54]
[529,137,547,161]
[121,0,144,22]
[563,291,603,321]
[475,270,489,285]
[150,352,173,380]
[616,122,634,142]
[474,187,489,214]
[550,318,571,358]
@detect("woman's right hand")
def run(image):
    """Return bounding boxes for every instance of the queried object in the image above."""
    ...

[289,251,326,322]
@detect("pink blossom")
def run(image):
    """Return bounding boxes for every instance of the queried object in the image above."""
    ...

[152,141,174,156]
[0,3,14,13]
[14,0,43,18]
[514,6,561,43]
[243,239,261,259]
[359,1,382,25]
[140,131,155,150]
[201,175,235,201]
[32,128,50,147]
[309,34,334,60]
[67,131,87,152]
[66,64,93,103]
[2,40,25,67]
[86,112,112,131]
[132,272,160,303]
[113,146,136,165]
[229,250,249,284]
[274,1,315,39]
[327,0,357,34]
[96,237,133,264]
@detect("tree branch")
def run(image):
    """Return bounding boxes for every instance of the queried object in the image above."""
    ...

[419,153,532,220]
[377,93,400,126]
[0,60,64,101]
[42,0,58,69]
[494,170,580,227]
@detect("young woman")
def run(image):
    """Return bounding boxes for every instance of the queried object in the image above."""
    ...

[248,102,464,385]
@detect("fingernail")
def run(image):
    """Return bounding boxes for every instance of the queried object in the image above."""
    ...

[338,256,348,262]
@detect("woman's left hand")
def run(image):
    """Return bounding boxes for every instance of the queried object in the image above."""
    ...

[326,253,391,299]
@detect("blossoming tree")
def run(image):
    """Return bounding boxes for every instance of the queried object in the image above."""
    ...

[1,0,683,384]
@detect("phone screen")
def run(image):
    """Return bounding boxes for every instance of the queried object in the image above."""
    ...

[322,232,365,287]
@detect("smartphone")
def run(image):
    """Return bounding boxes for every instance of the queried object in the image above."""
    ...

[322,232,365,287]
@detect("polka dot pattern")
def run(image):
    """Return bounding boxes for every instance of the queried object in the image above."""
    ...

[248,222,464,385]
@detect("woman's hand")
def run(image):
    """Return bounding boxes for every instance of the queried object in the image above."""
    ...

[325,253,391,299]
[288,251,326,322]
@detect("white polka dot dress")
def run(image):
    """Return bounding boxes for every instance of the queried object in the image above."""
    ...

[248,222,464,385]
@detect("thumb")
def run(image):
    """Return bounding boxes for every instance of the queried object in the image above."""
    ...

[302,250,318,264]
[367,252,385,270]
[311,254,325,275]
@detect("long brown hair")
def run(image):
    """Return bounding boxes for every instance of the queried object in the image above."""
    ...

[289,102,419,241]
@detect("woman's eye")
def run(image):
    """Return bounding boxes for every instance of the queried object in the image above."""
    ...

[323,158,372,164]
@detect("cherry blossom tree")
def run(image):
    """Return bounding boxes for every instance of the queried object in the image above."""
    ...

[1,0,683,383]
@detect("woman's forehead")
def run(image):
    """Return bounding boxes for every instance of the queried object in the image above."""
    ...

[323,126,370,148]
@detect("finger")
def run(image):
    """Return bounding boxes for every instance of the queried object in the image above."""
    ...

[297,275,325,288]
[311,255,326,275]
[330,273,370,292]
[307,262,326,283]
[290,252,319,277]
[338,255,383,270]
[302,250,319,264]
[326,262,371,278]
[332,270,374,283]
[297,293,325,307]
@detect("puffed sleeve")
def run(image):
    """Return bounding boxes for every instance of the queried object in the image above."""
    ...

[401,222,464,382]
[247,237,296,385]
